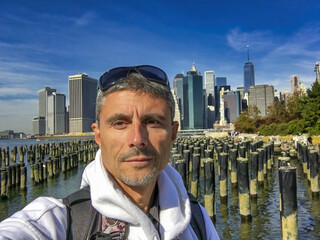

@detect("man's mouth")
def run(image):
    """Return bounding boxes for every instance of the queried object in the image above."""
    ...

[124,156,153,162]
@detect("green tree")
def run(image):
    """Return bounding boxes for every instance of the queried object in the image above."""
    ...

[267,99,287,121]
[286,91,303,120]
[236,81,320,135]
[299,81,320,135]
[234,105,260,133]
[247,105,261,119]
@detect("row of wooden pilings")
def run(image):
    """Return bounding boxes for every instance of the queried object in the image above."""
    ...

[169,136,319,240]
[296,142,319,197]
[0,140,98,200]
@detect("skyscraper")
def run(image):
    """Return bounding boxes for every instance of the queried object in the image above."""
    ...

[214,77,230,122]
[204,71,215,129]
[69,73,97,133]
[38,87,56,118]
[290,75,300,93]
[171,90,181,131]
[243,46,255,93]
[205,71,215,103]
[248,84,274,116]
[173,73,184,121]
[223,91,241,123]
[47,92,66,134]
[34,87,56,135]
[215,77,227,89]
[183,64,203,129]
[236,86,247,111]
[203,89,208,129]
[315,62,320,83]
[173,74,184,102]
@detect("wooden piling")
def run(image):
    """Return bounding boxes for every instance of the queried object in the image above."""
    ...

[229,149,238,186]
[33,163,39,184]
[1,169,8,199]
[175,159,187,186]
[250,152,258,199]
[219,153,228,203]
[279,166,298,240]
[257,148,264,185]
[204,158,215,220]
[47,159,53,178]
[237,157,252,222]
[20,166,27,190]
[190,154,200,198]
[309,150,319,198]
[6,166,12,188]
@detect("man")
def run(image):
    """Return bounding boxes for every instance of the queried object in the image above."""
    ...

[0,65,219,239]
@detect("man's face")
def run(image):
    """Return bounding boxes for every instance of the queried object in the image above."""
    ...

[92,90,179,187]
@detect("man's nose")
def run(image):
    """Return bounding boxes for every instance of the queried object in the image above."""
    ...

[128,122,148,148]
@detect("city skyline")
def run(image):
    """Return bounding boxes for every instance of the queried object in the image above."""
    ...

[1,0,320,133]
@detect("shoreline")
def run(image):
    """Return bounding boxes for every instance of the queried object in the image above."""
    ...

[35,133,94,141]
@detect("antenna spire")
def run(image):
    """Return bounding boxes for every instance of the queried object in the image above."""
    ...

[247,45,250,61]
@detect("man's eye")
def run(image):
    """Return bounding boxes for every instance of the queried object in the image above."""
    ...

[146,120,161,127]
[112,121,127,129]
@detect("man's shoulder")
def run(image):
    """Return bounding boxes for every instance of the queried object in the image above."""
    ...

[0,196,67,239]
[13,196,66,219]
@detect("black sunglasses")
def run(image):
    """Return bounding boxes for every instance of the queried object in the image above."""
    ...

[98,65,170,91]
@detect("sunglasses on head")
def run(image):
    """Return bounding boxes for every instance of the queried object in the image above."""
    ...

[98,65,170,91]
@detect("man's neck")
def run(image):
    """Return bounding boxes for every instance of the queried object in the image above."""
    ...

[114,177,158,213]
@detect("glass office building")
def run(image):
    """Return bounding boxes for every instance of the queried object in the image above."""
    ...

[244,62,255,93]
[183,64,204,129]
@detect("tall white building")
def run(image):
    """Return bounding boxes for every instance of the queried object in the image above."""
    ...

[47,92,66,134]
[33,87,56,135]
[173,73,184,120]
[69,73,97,133]
[171,90,181,131]
[315,62,320,83]
[38,87,56,117]
[205,71,215,102]
[290,75,300,94]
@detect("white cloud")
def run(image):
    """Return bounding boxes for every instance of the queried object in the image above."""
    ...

[226,27,275,52]
[0,50,70,98]
[0,88,34,97]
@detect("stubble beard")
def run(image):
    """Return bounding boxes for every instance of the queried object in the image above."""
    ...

[118,147,159,187]
[119,165,158,186]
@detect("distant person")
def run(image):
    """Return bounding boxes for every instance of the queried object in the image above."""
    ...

[0,65,219,239]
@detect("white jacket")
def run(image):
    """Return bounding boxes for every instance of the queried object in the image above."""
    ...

[0,150,220,240]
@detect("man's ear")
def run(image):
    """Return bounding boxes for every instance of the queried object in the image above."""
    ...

[91,123,101,147]
[171,121,179,141]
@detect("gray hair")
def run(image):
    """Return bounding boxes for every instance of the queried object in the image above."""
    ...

[96,72,175,125]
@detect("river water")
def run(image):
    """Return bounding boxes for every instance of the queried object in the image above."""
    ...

[0,139,319,239]
[0,139,85,221]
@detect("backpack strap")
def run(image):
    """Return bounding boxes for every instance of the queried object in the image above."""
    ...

[63,186,101,240]
[63,186,128,240]
[188,193,207,240]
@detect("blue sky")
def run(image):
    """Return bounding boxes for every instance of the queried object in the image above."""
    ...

[1,0,320,133]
